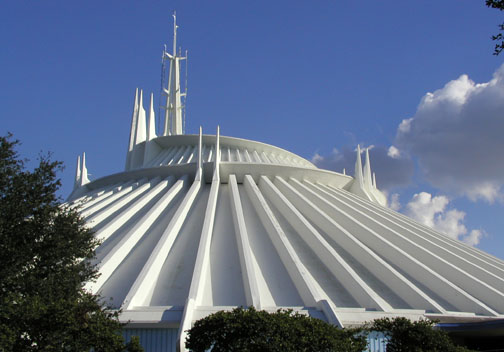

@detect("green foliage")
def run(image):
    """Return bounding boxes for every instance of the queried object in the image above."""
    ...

[124,336,144,352]
[367,317,472,352]
[185,306,366,352]
[486,0,504,55]
[0,135,143,351]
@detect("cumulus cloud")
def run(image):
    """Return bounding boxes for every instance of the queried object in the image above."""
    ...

[405,192,448,228]
[463,229,485,246]
[389,193,401,211]
[312,145,414,191]
[387,146,401,159]
[404,192,484,246]
[311,152,324,164]
[396,64,504,203]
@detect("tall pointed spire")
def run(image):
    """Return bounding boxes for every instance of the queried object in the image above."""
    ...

[354,145,364,187]
[363,148,373,190]
[135,90,147,144]
[350,145,386,205]
[195,126,203,181]
[72,153,90,190]
[162,12,187,136]
[125,88,139,170]
[214,126,220,181]
[125,88,148,170]
[81,152,90,186]
[74,155,81,190]
[172,11,178,59]
[147,93,157,141]
[198,126,202,170]
[143,92,161,167]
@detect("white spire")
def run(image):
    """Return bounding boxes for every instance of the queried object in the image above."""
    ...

[363,148,373,190]
[195,126,203,181]
[354,145,364,187]
[74,155,81,190]
[125,88,148,170]
[135,90,147,145]
[147,93,157,141]
[143,92,161,167]
[349,145,386,206]
[198,126,202,170]
[214,126,220,181]
[373,172,377,189]
[125,88,139,170]
[81,152,90,186]
[172,12,178,59]
[73,153,90,190]
[162,12,187,136]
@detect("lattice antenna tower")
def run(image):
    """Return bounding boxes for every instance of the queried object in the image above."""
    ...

[160,12,188,136]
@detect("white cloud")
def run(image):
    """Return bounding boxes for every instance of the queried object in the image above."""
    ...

[434,209,467,239]
[311,152,324,164]
[311,148,343,170]
[398,118,413,134]
[387,146,401,159]
[405,192,449,228]
[389,193,401,211]
[463,229,485,246]
[404,191,483,246]
[465,182,502,203]
[396,64,504,203]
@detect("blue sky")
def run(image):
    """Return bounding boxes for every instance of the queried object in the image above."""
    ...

[2,1,504,257]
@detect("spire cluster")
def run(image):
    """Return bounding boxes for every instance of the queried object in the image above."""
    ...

[350,146,386,206]
[125,88,159,171]
[122,13,187,171]
[73,152,89,190]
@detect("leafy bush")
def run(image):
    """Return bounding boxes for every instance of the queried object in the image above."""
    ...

[367,317,472,352]
[185,306,366,352]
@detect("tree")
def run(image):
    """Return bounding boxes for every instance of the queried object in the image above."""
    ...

[0,135,142,351]
[486,0,504,55]
[366,317,472,352]
[185,306,366,352]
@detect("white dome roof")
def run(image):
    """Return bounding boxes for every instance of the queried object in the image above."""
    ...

[68,130,504,329]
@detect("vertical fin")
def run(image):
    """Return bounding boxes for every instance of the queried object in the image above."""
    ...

[74,155,81,190]
[135,90,147,144]
[143,93,161,167]
[354,145,364,187]
[373,172,377,189]
[125,88,139,170]
[125,90,147,169]
[198,126,202,170]
[81,152,90,186]
[364,147,373,190]
[213,126,220,181]
[350,146,388,206]
[147,93,157,141]
[195,126,203,181]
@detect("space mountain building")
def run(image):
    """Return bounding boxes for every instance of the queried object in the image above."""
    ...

[68,16,504,352]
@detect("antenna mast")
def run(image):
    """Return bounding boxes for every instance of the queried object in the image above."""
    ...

[183,49,188,134]
[161,12,187,136]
